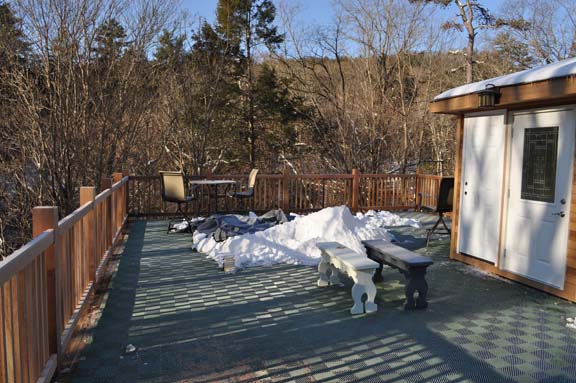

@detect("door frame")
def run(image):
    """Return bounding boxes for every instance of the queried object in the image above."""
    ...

[500,106,576,289]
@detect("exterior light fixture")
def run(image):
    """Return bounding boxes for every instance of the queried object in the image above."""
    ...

[477,83,500,108]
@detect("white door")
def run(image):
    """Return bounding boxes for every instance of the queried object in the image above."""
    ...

[458,111,506,263]
[503,109,575,289]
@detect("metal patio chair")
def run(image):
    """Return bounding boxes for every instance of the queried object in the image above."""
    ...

[228,168,259,212]
[160,171,198,232]
[423,177,454,246]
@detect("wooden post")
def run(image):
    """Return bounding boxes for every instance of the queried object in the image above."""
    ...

[32,207,59,356]
[282,169,290,212]
[101,177,112,190]
[123,170,129,217]
[80,187,96,282]
[111,172,122,232]
[351,169,360,213]
[450,116,465,260]
[101,177,112,248]
[415,166,421,210]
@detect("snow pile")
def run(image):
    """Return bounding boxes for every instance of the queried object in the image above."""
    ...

[193,206,420,269]
[355,210,420,235]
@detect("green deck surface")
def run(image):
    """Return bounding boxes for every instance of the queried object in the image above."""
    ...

[68,214,576,382]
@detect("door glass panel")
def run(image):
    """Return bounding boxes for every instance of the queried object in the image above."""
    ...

[521,127,558,202]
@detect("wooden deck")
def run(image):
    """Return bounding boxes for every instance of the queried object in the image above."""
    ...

[61,216,576,383]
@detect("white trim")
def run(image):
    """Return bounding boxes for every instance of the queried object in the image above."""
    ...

[498,112,514,269]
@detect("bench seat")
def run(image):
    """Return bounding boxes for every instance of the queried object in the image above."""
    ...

[317,242,379,315]
[363,239,433,310]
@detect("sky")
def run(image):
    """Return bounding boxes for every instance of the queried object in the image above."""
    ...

[181,0,504,27]
[180,0,505,53]
[182,0,336,26]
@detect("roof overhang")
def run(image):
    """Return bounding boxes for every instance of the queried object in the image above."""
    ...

[430,75,576,114]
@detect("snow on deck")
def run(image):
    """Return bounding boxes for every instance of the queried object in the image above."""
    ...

[193,206,419,269]
[434,56,576,100]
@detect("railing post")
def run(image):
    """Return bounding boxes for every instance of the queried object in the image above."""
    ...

[282,169,290,212]
[123,170,129,218]
[80,187,96,282]
[112,172,123,232]
[351,169,360,213]
[101,177,112,191]
[32,206,59,356]
[101,177,112,247]
[415,167,421,210]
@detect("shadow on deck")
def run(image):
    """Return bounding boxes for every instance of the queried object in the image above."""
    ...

[67,214,576,383]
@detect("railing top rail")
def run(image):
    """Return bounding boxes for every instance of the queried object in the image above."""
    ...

[0,229,54,286]
[95,187,112,204]
[58,201,93,232]
[361,174,417,178]
[417,174,444,180]
[111,176,129,190]
[129,174,357,180]
[93,176,128,205]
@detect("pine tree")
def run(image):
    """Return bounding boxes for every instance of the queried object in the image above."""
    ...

[215,0,284,168]
[94,18,127,63]
[155,29,187,70]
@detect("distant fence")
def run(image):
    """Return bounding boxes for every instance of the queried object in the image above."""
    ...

[128,171,443,216]
[0,173,128,383]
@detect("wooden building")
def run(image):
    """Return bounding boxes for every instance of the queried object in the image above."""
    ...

[430,57,576,301]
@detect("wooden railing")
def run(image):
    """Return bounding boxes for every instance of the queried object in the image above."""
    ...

[129,171,443,216]
[0,173,129,383]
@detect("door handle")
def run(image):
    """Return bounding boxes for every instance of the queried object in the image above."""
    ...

[553,211,566,217]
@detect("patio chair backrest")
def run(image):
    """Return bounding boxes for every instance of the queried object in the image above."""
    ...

[160,171,186,202]
[248,168,259,189]
[436,177,454,213]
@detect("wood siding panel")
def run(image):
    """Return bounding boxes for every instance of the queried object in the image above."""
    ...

[565,138,576,301]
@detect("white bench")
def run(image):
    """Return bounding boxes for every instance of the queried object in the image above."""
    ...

[316,242,379,315]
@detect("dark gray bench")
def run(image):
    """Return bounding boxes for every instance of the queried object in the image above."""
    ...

[362,239,433,310]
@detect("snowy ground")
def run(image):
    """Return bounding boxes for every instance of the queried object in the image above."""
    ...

[193,206,420,270]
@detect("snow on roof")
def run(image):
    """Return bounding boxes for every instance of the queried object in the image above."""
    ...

[434,56,576,101]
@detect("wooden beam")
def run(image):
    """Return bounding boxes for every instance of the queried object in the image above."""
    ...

[450,116,464,260]
[430,76,576,114]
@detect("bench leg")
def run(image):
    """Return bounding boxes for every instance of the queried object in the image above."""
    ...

[350,270,378,315]
[372,263,384,283]
[403,267,429,310]
[317,254,330,287]
[329,264,342,285]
